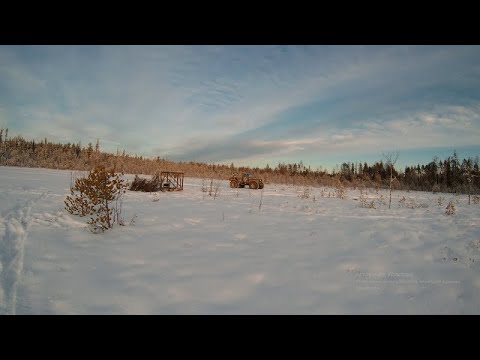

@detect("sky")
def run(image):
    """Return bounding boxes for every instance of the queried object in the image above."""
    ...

[1,45,479,171]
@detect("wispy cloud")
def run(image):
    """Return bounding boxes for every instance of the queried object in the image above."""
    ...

[1,45,479,167]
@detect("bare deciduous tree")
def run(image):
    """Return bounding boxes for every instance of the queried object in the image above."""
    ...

[383,151,399,209]
[213,180,221,199]
[463,160,477,205]
[259,187,264,211]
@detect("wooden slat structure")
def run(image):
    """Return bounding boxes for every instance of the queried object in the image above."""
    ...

[160,171,184,191]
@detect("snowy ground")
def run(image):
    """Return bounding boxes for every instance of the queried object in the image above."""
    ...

[1,166,479,314]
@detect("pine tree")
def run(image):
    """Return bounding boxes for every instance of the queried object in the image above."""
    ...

[3,128,8,161]
[65,166,126,232]
[87,143,93,159]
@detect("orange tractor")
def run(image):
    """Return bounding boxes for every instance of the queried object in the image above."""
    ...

[229,173,264,189]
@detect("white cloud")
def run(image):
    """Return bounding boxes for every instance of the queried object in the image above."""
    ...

[1,45,480,163]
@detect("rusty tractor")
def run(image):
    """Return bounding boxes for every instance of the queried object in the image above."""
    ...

[229,173,264,189]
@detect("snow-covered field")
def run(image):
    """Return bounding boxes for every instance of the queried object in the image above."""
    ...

[1,166,479,314]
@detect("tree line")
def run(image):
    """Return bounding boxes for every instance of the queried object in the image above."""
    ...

[0,128,479,194]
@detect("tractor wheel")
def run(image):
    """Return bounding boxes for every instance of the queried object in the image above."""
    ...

[249,182,259,189]
[230,180,238,188]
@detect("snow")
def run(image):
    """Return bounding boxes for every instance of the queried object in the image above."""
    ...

[1,165,479,314]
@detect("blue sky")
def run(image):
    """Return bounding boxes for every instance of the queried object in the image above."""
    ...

[1,45,479,171]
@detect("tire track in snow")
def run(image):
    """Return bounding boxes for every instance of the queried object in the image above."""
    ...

[0,192,48,315]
